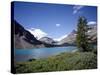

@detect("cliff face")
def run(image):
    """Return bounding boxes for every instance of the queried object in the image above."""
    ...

[13,20,44,49]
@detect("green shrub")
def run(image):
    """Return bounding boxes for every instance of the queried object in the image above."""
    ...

[15,52,97,73]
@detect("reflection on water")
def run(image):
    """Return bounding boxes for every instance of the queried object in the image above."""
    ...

[15,46,77,62]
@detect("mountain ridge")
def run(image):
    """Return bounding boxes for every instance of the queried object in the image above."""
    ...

[59,24,97,45]
[13,20,97,49]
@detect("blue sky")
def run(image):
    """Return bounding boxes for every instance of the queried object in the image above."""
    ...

[13,1,97,40]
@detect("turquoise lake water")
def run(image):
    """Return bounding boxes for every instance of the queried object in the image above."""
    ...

[15,46,77,62]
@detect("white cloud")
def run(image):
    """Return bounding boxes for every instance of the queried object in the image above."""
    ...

[87,21,97,25]
[73,5,84,14]
[27,28,47,40]
[54,34,68,41]
[56,24,61,27]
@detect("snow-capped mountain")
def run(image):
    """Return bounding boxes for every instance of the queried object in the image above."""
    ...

[14,19,97,48]
[27,28,47,40]
[13,20,45,49]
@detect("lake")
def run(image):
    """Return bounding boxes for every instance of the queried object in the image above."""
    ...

[15,46,77,62]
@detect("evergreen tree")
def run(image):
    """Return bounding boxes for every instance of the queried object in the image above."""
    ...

[76,16,90,52]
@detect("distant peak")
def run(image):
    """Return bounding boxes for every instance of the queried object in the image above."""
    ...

[71,29,77,34]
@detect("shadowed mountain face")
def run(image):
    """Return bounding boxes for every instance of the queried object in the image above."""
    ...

[13,20,45,49]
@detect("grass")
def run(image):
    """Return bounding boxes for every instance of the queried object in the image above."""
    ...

[15,51,97,73]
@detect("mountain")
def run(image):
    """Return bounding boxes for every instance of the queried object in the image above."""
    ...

[13,20,45,49]
[27,28,47,40]
[54,35,68,42]
[13,20,97,48]
[60,29,77,45]
[87,25,97,44]
[60,25,97,45]
[39,37,55,45]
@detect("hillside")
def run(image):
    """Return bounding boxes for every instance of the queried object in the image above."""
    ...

[13,20,45,49]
